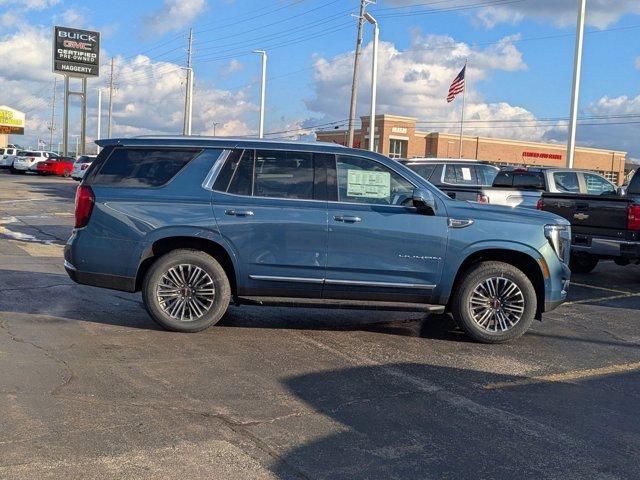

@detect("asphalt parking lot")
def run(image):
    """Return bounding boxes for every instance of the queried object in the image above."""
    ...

[1,172,640,479]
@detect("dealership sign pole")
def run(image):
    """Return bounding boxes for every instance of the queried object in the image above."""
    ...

[53,26,100,156]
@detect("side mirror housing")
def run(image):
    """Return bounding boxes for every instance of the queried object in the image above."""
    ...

[412,188,436,214]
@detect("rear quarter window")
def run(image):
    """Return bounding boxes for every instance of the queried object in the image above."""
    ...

[92,148,201,187]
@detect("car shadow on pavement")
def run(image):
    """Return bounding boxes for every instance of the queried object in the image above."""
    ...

[270,362,640,480]
[0,268,161,331]
[221,306,471,342]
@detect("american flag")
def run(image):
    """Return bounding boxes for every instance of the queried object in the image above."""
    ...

[446,65,466,103]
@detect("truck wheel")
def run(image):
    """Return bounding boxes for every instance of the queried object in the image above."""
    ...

[142,249,231,332]
[452,261,537,344]
[569,253,599,274]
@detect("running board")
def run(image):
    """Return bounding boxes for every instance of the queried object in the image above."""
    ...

[237,296,445,313]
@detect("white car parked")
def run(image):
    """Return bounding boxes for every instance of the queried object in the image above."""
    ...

[12,151,59,173]
[71,155,96,180]
[0,147,19,169]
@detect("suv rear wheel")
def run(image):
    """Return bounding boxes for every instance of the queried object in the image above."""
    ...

[142,249,231,332]
[452,261,537,343]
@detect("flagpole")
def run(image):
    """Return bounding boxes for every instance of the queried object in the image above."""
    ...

[458,60,467,159]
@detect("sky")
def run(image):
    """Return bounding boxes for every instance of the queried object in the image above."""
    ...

[1,0,639,159]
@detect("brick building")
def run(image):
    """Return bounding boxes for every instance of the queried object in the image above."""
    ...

[316,114,627,185]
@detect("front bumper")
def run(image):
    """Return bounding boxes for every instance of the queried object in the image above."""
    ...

[572,237,640,259]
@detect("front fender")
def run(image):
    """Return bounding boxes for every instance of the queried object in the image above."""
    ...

[436,239,546,304]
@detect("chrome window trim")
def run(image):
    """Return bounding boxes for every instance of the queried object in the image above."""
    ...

[202,149,232,191]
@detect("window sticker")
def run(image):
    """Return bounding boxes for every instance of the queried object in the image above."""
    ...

[346,169,390,199]
[461,167,472,181]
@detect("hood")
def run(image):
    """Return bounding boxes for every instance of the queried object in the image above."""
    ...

[446,200,569,226]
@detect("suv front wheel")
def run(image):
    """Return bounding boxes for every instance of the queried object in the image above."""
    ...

[142,249,231,332]
[452,261,537,343]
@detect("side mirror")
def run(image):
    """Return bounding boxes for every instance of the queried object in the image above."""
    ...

[617,186,627,196]
[412,188,436,214]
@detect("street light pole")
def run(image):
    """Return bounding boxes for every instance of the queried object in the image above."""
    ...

[96,88,102,153]
[363,12,378,153]
[566,0,586,169]
[253,50,267,138]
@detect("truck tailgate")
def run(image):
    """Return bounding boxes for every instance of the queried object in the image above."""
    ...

[540,193,634,240]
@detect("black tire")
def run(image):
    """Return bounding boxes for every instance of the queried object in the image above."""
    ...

[569,253,599,274]
[10,167,18,174]
[142,249,231,332]
[63,169,71,177]
[451,261,537,344]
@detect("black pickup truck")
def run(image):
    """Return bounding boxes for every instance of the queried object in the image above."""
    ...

[538,170,640,273]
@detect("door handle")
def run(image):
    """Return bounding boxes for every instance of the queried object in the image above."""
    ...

[334,215,362,223]
[225,209,254,217]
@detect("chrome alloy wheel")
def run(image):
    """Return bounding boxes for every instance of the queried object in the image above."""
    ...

[469,276,525,333]
[156,264,216,322]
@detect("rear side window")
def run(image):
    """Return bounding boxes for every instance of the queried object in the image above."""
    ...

[443,164,478,185]
[0,149,5,155]
[405,163,436,181]
[553,172,580,193]
[254,150,314,199]
[215,149,316,200]
[93,148,201,187]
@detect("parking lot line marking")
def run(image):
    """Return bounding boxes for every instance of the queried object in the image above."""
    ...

[564,292,640,306]
[570,282,634,295]
[484,361,640,390]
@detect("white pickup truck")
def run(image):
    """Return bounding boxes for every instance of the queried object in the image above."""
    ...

[477,167,620,208]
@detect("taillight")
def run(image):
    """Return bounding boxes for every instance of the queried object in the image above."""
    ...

[477,194,489,204]
[75,186,95,228]
[628,204,640,231]
[536,198,545,210]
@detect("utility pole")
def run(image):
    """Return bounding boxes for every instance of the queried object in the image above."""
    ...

[48,78,57,150]
[253,49,267,138]
[96,89,102,153]
[183,28,194,136]
[347,0,369,148]
[566,0,586,169]
[107,58,115,138]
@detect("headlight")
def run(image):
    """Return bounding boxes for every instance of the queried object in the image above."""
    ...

[544,224,571,262]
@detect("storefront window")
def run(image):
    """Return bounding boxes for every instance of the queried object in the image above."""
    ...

[389,139,408,159]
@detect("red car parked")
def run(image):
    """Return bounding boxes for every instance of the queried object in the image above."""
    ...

[36,157,75,177]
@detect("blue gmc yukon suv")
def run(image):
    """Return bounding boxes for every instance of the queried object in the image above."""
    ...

[65,137,571,343]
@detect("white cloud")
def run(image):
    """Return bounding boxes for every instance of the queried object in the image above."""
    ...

[544,94,640,158]
[0,0,59,9]
[0,25,256,150]
[54,8,87,27]
[143,0,207,37]
[306,34,548,141]
[220,59,243,77]
[384,0,640,29]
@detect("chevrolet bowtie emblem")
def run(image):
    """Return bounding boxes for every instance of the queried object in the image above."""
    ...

[574,212,589,221]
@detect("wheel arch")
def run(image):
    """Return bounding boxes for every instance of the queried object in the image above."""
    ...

[446,248,546,320]
[135,236,238,298]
